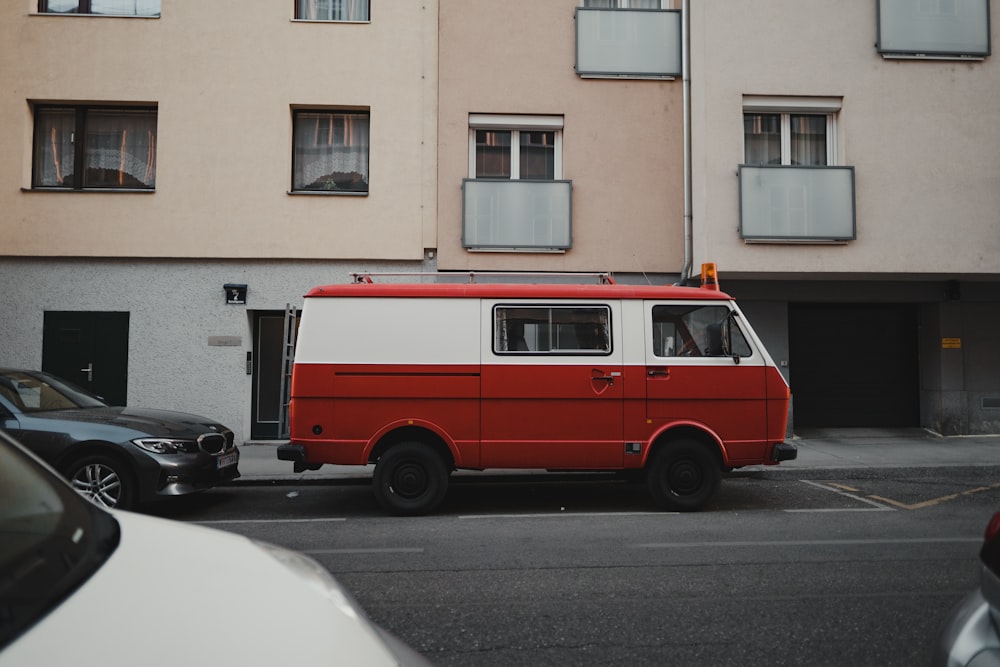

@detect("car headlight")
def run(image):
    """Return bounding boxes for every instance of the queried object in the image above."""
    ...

[133,438,196,454]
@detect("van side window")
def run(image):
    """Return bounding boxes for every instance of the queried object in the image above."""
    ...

[495,305,611,355]
[652,305,752,358]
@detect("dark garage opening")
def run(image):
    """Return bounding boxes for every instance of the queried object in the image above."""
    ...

[788,303,919,428]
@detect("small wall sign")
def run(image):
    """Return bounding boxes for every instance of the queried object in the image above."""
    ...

[941,337,962,349]
[208,336,242,347]
[224,283,248,305]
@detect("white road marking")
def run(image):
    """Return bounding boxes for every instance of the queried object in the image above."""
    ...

[194,517,347,524]
[634,537,982,549]
[790,479,896,512]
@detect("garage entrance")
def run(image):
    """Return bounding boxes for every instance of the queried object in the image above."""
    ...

[788,303,919,428]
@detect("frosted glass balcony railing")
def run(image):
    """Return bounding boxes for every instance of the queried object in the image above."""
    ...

[575,8,682,78]
[462,179,572,251]
[738,165,856,242]
[877,0,990,57]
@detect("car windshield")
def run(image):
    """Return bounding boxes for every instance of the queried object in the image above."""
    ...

[0,371,108,413]
[0,429,119,650]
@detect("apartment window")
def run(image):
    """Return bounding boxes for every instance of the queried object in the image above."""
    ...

[39,0,161,16]
[292,110,370,193]
[743,98,841,166]
[295,0,369,21]
[32,105,157,190]
[470,115,563,180]
[582,0,669,7]
[739,96,854,242]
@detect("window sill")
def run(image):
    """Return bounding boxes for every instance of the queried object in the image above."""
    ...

[465,247,568,254]
[21,187,155,193]
[577,73,677,80]
[742,238,849,245]
[289,19,370,24]
[879,53,987,62]
[30,12,160,18]
[287,190,368,196]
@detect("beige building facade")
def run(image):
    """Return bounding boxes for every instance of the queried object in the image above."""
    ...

[689,0,1000,434]
[2,0,998,441]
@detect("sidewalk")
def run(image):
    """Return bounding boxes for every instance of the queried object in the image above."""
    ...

[234,428,1000,483]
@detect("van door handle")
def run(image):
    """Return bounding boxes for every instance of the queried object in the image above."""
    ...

[592,370,621,386]
[647,369,669,377]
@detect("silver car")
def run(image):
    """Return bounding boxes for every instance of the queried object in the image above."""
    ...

[935,512,1000,666]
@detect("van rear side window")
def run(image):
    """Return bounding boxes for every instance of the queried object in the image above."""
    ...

[652,305,752,358]
[495,305,611,355]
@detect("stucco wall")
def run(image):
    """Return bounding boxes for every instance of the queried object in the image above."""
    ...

[0,0,438,260]
[690,0,1000,277]
[437,0,685,274]
[0,257,426,444]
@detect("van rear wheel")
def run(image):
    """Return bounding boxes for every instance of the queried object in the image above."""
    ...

[646,439,720,512]
[373,442,449,516]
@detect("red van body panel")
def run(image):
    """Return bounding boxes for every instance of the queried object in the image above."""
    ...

[284,281,793,478]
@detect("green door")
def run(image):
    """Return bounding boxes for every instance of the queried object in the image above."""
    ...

[42,311,129,406]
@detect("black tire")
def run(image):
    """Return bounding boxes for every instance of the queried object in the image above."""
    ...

[65,454,137,510]
[372,442,449,516]
[646,439,721,512]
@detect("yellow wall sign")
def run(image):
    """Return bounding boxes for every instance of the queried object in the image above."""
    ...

[942,337,962,349]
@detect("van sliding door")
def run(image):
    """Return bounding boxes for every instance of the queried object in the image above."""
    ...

[481,301,625,469]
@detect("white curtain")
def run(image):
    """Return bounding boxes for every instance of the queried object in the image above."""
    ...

[84,109,157,187]
[743,113,781,165]
[91,0,161,16]
[298,0,369,21]
[790,115,827,166]
[293,112,370,191]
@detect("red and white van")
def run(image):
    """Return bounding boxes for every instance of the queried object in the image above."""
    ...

[278,265,795,515]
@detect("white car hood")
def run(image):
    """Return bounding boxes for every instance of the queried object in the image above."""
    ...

[1,511,398,667]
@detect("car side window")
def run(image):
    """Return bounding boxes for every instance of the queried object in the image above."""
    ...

[495,305,611,355]
[651,305,751,358]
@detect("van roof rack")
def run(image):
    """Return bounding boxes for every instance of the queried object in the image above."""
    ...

[350,271,616,285]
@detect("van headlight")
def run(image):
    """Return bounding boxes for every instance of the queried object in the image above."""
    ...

[133,438,196,454]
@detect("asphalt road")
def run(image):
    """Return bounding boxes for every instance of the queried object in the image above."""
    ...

[147,466,1000,666]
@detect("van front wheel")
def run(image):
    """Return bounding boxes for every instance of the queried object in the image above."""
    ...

[373,442,449,516]
[646,439,721,512]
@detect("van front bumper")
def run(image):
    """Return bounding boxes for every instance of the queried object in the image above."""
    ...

[771,442,798,462]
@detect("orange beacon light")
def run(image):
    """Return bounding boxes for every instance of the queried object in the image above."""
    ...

[700,262,720,291]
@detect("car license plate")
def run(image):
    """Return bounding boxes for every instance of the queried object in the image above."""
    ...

[217,451,238,469]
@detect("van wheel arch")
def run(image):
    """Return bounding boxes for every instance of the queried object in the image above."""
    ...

[371,432,453,516]
[645,433,722,512]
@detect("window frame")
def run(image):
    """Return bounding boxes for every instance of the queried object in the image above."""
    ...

[37,0,161,16]
[31,103,158,191]
[581,0,671,8]
[493,304,613,356]
[293,0,370,22]
[650,304,752,359]
[290,108,371,195]
[742,96,841,167]
[468,115,564,181]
